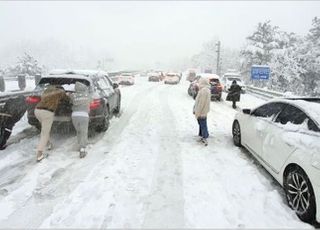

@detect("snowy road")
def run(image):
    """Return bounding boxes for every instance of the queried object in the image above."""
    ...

[0,77,312,228]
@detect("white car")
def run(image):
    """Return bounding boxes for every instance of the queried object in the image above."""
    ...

[223,73,246,93]
[164,73,180,85]
[119,73,135,85]
[232,98,320,224]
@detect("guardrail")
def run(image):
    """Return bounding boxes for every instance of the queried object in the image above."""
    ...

[246,85,284,99]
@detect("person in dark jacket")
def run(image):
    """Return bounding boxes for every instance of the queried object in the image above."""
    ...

[226,80,242,109]
[0,95,27,150]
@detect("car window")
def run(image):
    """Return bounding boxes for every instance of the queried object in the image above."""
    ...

[210,79,220,84]
[307,119,320,132]
[275,104,307,125]
[96,77,111,89]
[251,102,285,119]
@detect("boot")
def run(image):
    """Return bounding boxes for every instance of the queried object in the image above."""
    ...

[47,141,53,151]
[202,138,208,146]
[37,151,45,162]
[79,147,87,158]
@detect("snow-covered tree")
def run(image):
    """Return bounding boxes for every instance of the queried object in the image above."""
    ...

[5,53,43,78]
[240,21,280,86]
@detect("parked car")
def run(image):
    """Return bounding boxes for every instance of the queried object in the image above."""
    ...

[232,98,320,224]
[26,70,121,132]
[186,69,197,82]
[188,73,223,100]
[222,72,246,93]
[164,73,180,85]
[119,73,135,85]
[148,72,161,82]
[110,75,120,84]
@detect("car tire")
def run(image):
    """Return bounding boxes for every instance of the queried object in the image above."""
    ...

[232,120,241,147]
[96,107,110,132]
[284,167,316,223]
[217,97,221,101]
[114,96,121,115]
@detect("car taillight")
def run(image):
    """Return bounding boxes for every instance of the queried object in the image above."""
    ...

[90,99,101,110]
[25,96,40,104]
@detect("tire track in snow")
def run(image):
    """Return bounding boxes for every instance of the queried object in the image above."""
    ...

[0,81,159,228]
[142,84,184,228]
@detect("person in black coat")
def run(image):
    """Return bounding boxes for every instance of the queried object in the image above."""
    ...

[226,80,242,109]
[0,95,27,150]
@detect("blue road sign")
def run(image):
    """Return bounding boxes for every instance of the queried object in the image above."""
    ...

[251,65,270,80]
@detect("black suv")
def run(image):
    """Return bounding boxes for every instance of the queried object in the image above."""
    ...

[26,70,121,132]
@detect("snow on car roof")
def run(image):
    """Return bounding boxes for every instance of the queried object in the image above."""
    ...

[197,73,220,79]
[49,69,108,76]
[224,73,241,77]
[166,72,179,75]
[272,98,320,125]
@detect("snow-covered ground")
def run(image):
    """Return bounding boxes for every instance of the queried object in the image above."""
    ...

[0,77,313,228]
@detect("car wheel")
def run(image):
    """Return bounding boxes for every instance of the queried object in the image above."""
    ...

[284,167,316,223]
[217,97,221,101]
[96,107,110,132]
[114,96,121,115]
[232,120,241,147]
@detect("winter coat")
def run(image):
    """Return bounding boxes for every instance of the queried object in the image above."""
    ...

[36,85,69,112]
[0,95,27,149]
[70,82,91,117]
[194,78,211,118]
[226,84,241,102]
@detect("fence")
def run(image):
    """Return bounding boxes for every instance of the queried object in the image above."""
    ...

[246,85,285,99]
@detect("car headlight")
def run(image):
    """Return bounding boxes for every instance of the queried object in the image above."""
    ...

[312,153,320,170]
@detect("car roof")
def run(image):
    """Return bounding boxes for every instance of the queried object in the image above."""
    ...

[49,69,108,76]
[197,73,220,79]
[224,72,241,77]
[268,98,320,125]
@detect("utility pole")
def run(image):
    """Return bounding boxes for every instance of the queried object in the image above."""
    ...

[216,41,221,76]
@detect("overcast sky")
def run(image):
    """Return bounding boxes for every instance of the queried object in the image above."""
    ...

[0,1,319,69]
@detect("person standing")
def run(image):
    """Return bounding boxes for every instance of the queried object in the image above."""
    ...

[226,80,241,109]
[193,77,211,146]
[70,82,91,158]
[35,85,69,162]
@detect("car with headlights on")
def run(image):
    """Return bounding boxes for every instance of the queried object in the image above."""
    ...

[232,98,320,224]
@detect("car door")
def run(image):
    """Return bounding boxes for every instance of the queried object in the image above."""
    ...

[244,102,285,157]
[96,77,116,110]
[262,104,308,173]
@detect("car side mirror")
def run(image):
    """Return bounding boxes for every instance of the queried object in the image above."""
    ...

[113,83,119,89]
[242,109,251,115]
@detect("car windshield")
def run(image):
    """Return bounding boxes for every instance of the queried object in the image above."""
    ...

[37,77,90,91]
[227,77,241,82]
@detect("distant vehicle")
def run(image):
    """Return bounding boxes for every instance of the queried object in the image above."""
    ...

[186,69,197,82]
[164,73,180,85]
[233,98,320,224]
[110,75,120,84]
[119,73,135,86]
[222,72,246,94]
[148,72,161,82]
[26,70,121,133]
[188,73,223,101]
